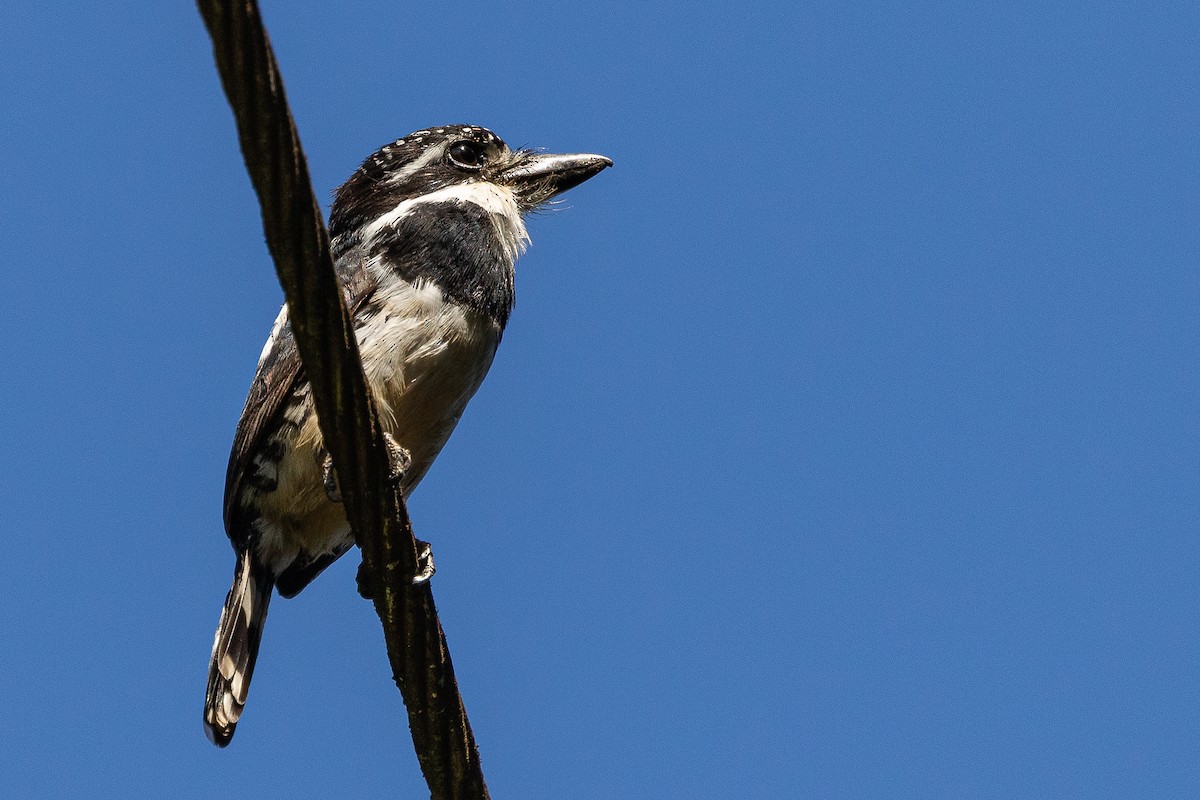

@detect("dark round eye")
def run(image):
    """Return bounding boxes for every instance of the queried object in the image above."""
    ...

[447,140,488,170]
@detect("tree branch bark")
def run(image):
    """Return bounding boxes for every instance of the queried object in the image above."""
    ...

[196,2,489,797]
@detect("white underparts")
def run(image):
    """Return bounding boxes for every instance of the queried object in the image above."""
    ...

[249,273,502,575]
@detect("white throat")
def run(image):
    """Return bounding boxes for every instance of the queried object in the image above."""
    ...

[360,182,530,262]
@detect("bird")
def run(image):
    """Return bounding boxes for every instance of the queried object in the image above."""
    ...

[204,124,611,747]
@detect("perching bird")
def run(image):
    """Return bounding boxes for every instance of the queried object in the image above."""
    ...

[204,125,611,746]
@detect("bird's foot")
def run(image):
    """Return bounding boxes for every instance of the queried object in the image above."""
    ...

[383,433,412,486]
[355,539,436,599]
[412,539,436,585]
[320,450,342,503]
[321,435,405,502]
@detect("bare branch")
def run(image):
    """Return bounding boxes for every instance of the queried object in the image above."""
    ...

[196,2,489,796]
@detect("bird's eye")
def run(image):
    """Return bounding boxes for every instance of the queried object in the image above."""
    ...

[447,140,488,170]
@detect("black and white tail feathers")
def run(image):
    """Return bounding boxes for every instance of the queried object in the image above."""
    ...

[204,553,273,747]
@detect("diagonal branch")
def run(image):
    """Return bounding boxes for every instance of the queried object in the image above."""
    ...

[196,2,489,797]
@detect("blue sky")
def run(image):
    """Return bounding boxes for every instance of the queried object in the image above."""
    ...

[2,2,1198,797]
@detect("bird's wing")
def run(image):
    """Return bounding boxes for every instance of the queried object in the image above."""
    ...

[222,251,379,538]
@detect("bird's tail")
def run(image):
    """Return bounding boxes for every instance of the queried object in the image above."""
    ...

[204,552,273,747]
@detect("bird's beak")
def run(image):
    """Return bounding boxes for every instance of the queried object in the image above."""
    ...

[499,152,613,206]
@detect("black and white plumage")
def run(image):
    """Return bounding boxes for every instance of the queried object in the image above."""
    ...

[204,125,610,746]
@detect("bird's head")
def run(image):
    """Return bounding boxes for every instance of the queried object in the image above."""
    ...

[330,125,611,254]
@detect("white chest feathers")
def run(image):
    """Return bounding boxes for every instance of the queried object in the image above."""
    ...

[355,267,502,474]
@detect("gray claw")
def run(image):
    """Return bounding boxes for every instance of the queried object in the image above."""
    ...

[321,451,342,503]
[412,539,436,585]
[357,542,435,595]
[383,433,412,486]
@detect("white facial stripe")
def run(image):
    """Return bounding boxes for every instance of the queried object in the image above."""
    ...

[361,183,528,256]
[382,143,445,187]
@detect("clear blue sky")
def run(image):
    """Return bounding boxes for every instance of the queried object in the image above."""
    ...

[2,2,1197,797]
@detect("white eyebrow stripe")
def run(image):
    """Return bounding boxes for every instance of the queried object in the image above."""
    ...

[380,143,445,186]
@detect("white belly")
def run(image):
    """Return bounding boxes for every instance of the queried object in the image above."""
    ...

[253,276,502,572]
